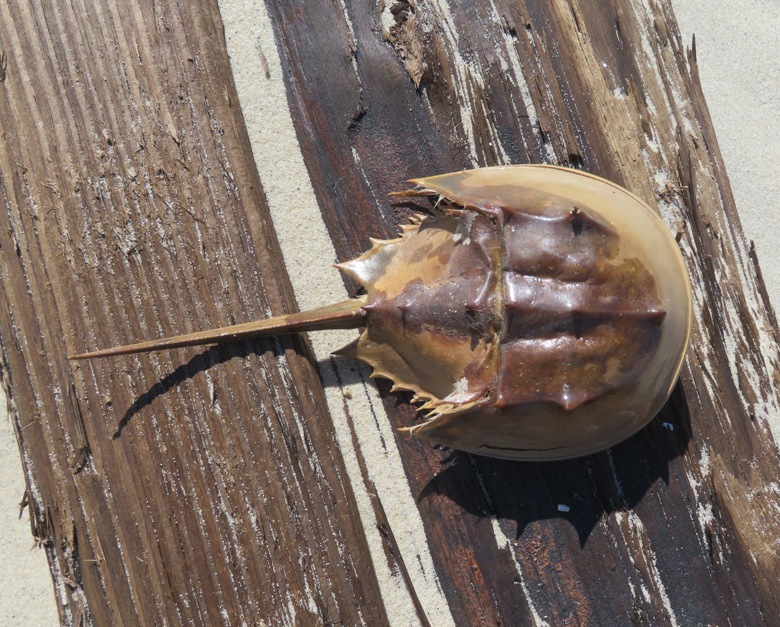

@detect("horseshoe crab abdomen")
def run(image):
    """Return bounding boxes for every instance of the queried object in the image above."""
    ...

[345,211,503,403]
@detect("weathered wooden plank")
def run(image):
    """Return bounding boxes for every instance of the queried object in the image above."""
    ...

[2,0,779,624]
[263,0,780,624]
[0,0,386,624]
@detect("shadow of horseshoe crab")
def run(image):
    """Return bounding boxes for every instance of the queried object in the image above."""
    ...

[112,336,690,548]
[415,383,692,546]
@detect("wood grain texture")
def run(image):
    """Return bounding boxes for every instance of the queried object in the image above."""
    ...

[1,0,779,625]
[265,0,780,624]
[0,0,385,624]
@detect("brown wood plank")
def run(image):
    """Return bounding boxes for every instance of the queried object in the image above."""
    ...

[0,0,386,624]
[265,0,780,624]
[1,0,779,624]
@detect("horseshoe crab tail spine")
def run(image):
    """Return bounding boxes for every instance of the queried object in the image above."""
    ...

[68,297,367,360]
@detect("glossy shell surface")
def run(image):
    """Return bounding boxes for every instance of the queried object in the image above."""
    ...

[340,165,691,460]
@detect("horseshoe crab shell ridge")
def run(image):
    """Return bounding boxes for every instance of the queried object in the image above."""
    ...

[70,165,692,461]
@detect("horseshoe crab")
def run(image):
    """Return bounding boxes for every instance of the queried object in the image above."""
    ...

[70,165,692,460]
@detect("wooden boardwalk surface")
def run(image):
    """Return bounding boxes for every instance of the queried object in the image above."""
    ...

[1,0,778,624]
